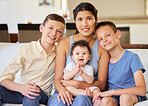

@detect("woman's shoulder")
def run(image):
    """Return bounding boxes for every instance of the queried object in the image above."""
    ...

[56,37,71,57]
[98,44,110,59]
[58,37,70,46]
[57,37,71,53]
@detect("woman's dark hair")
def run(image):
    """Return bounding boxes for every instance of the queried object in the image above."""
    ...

[73,2,98,20]
[73,2,98,34]
[70,40,91,56]
[43,14,65,26]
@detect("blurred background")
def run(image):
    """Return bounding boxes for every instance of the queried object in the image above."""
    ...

[0,0,148,44]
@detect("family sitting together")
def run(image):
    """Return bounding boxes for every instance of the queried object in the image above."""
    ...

[0,2,147,106]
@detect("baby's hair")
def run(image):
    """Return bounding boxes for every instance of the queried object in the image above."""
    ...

[43,14,65,26]
[96,21,117,33]
[70,40,91,56]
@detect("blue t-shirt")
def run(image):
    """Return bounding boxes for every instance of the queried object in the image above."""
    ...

[108,49,146,90]
[66,35,99,80]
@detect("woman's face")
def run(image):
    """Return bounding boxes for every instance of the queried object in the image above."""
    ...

[75,11,96,37]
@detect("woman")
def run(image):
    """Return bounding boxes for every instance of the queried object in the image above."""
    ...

[47,2,109,106]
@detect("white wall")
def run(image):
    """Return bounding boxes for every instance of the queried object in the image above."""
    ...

[130,24,148,44]
[0,0,62,33]
[0,0,146,33]
[117,23,148,44]
[0,0,148,44]
[68,0,145,20]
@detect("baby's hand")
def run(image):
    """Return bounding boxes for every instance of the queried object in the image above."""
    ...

[78,68,83,76]
[73,64,79,73]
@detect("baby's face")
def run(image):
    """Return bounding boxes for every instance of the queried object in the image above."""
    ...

[72,46,91,67]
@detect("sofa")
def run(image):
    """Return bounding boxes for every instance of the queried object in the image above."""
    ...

[0,42,148,106]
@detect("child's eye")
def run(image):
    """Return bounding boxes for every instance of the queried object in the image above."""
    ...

[76,53,79,55]
[107,34,110,36]
[49,27,53,29]
[83,53,86,55]
[57,30,62,34]
[88,17,92,20]
[99,38,103,41]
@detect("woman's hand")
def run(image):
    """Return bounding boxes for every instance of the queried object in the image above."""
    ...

[57,90,73,105]
[19,82,40,99]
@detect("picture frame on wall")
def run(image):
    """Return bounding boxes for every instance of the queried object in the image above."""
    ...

[39,0,53,6]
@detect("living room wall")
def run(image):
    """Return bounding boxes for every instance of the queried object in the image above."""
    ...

[0,0,146,33]
[0,0,148,44]
[0,0,61,33]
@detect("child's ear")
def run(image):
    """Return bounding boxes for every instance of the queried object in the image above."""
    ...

[88,54,91,60]
[39,24,44,32]
[116,30,122,39]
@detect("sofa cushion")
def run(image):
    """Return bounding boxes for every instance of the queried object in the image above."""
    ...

[0,43,147,106]
[0,43,27,82]
[134,100,148,106]
[128,49,148,92]
[0,43,46,106]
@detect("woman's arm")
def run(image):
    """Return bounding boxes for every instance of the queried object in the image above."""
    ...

[54,38,73,105]
[94,46,110,90]
[54,38,69,92]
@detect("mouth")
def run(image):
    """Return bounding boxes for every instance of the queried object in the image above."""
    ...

[82,28,89,32]
[79,58,84,62]
[48,35,56,40]
[104,42,111,47]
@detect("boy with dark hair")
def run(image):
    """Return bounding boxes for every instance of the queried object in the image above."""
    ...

[95,21,147,106]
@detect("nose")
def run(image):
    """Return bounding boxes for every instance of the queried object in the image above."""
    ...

[102,37,107,43]
[79,53,83,56]
[103,39,107,43]
[82,20,88,26]
[52,30,57,36]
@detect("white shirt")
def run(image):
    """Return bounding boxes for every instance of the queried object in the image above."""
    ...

[64,62,93,81]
